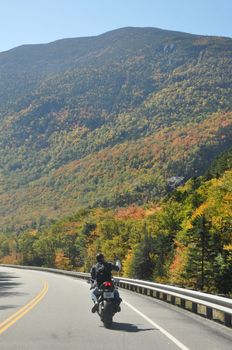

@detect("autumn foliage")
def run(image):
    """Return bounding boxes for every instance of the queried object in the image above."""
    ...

[1,163,231,295]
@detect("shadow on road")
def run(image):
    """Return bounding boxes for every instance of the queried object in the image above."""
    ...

[0,304,18,310]
[0,271,24,300]
[110,322,157,332]
[0,272,20,280]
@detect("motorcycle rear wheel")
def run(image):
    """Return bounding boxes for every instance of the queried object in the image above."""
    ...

[102,301,113,328]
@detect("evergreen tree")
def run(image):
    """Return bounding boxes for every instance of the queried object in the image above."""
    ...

[130,228,156,280]
[184,216,216,291]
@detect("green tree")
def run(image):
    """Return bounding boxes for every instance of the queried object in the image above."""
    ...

[183,216,216,291]
[33,235,57,267]
[130,228,156,280]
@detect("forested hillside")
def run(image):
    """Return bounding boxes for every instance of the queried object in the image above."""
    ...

[1,148,231,294]
[0,27,232,230]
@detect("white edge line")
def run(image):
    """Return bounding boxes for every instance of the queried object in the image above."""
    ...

[124,300,191,350]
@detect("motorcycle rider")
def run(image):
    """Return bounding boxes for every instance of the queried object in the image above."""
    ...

[90,253,122,313]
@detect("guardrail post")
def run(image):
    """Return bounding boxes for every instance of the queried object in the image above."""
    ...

[171,295,175,305]
[180,299,186,309]
[151,290,156,298]
[192,302,198,313]
[206,307,213,320]
[224,313,231,327]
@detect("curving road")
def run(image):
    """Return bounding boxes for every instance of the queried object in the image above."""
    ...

[0,266,231,350]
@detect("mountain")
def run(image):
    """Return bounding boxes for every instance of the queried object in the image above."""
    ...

[0,27,232,230]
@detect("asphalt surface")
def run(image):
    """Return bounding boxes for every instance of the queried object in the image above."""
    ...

[0,266,231,350]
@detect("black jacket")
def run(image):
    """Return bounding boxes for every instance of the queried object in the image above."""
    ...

[90,261,119,286]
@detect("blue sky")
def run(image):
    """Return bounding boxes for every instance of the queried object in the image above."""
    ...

[0,0,231,52]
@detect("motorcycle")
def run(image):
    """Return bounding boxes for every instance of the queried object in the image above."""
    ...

[96,280,119,328]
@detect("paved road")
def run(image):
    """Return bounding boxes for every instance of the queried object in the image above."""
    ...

[0,266,231,350]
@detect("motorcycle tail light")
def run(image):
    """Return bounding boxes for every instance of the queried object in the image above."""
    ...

[103,281,113,287]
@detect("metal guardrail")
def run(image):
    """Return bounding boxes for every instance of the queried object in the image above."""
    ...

[1,264,231,327]
[0,264,90,280]
[113,277,232,327]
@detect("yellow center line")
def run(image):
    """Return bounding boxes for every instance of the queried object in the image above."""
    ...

[0,280,49,335]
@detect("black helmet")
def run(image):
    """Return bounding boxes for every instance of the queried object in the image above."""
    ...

[96,253,104,262]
